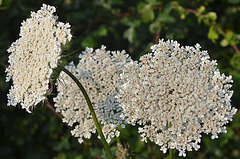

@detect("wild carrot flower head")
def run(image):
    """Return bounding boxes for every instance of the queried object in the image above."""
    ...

[6,4,72,113]
[117,39,237,157]
[54,46,131,143]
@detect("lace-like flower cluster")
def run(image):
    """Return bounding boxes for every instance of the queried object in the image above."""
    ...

[117,39,237,157]
[54,46,131,143]
[6,4,72,113]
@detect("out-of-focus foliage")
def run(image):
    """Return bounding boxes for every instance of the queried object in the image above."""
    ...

[0,0,239,158]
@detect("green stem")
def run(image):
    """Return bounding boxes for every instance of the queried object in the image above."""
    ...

[116,136,121,144]
[60,65,114,159]
[169,149,175,159]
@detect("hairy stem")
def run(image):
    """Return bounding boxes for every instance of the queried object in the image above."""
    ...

[59,65,114,159]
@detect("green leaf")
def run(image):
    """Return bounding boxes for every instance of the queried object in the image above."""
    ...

[142,5,155,23]
[230,40,237,46]
[158,13,175,23]
[225,32,237,46]
[207,12,217,21]
[230,52,240,69]
[96,25,108,37]
[157,7,175,23]
[123,27,135,43]
[220,39,229,47]
[137,0,155,23]
[121,18,141,27]
[197,6,206,14]
[121,18,131,26]
[81,36,97,48]
[236,34,240,39]
[208,26,219,43]
[197,16,203,24]
[149,21,161,34]
[226,32,234,41]
[180,13,186,19]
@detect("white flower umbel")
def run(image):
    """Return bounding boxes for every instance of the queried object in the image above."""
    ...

[6,4,72,113]
[117,39,237,157]
[54,46,131,143]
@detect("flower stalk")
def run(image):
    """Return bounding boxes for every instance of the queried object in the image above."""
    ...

[169,149,175,159]
[59,65,114,159]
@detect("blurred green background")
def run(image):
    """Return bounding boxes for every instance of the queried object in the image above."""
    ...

[0,0,240,158]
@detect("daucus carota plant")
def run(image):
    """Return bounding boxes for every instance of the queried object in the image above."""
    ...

[5,3,237,158]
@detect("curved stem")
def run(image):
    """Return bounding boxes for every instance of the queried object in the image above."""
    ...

[59,65,114,159]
